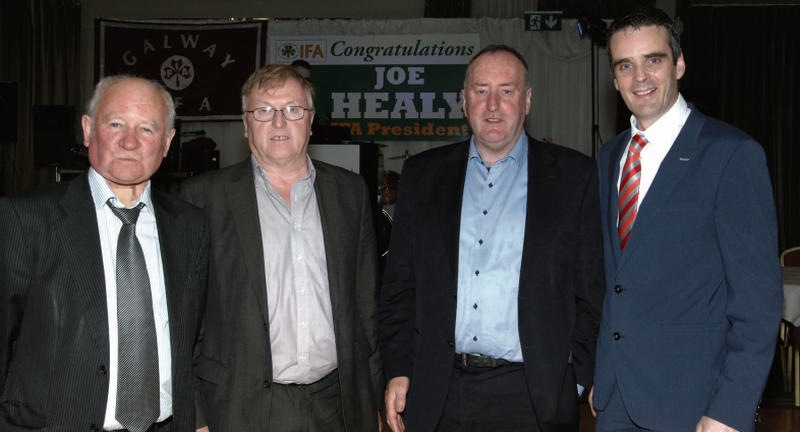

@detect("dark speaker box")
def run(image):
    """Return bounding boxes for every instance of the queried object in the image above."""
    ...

[33,105,75,167]
[0,82,18,143]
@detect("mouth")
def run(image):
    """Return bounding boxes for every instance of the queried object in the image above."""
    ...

[633,87,656,96]
[270,135,290,141]
[485,117,502,123]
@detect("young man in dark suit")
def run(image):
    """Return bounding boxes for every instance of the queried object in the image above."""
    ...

[591,7,782,432]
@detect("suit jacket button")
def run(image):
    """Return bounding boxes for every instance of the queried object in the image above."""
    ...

[614,285,623,293]
[98,365,107,375]
[613,332,621,340]
[90,424,101,432]
[447,339,454,347]
[263,379,271,388]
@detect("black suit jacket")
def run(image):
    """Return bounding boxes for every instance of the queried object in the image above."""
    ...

[379,136,605,431]
[0,174,209,431]
[180,158,383,431]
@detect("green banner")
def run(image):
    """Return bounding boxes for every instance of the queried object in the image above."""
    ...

[270,34,479,141]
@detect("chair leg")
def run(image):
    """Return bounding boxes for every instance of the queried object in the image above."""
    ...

[795,348,800,407]
[781,322,791,392]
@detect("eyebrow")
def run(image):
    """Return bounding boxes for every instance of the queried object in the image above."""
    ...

[612,51,669,68]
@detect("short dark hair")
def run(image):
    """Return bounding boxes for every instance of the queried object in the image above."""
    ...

[463,44,530,89]
[607,6,682,67]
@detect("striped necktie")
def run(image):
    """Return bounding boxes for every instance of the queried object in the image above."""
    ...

[618,134,647,250]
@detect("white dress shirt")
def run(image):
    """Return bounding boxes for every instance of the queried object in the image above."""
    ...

[88,168,172,430]
[617,94,692,207]
[252,156,338,384]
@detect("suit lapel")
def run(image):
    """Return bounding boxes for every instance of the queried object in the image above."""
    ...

[438,143,469,279]
[226,161,270,325]
[617,111,705,270]
[313,163,346,320]
[56,175,110,360]
[519,137,557,296]
[151,191,186,358]
[607,133,630,267]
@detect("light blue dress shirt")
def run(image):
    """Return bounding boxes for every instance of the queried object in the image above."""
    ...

[455,134,528,362]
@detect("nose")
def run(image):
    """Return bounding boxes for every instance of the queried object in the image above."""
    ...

[487,90,499,112]
[120,128,138,149]
[271,109,287,127]
[634,64,647,82]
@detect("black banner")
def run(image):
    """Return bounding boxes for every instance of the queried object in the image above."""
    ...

[97,19,266,120]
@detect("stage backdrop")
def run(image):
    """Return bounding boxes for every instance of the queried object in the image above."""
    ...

[96,19,266,120]
[269,34,479,141]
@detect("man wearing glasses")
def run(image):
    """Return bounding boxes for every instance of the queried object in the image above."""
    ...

[181,65,383,432]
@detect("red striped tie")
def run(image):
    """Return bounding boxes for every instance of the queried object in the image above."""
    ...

[618,134,647,250]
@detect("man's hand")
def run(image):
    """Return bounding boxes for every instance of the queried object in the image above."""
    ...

[695,416,739,432]
[588,386,596,418]
[385,376,410,432]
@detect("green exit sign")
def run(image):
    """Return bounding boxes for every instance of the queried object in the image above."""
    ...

[524,11,563,31]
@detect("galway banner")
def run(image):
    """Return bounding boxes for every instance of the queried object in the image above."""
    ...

[97,19,266,120]
[269,34,479,141]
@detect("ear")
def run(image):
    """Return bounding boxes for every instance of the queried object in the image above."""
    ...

[613,77,620,91]
[675,53,686,80]
[524,87,532,115]
[163,128,176,157]
[81,114,93,148]
[461,89,468,117]
[242,113,249,138]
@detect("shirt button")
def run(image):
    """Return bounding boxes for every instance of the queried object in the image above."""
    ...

[488,183,494,188]
[478,239,483,245]
[473,303,478,309]
[473,336,478,342]
[613,332,621,340]
[474,270,479,276]
[482,209,488,215]
[614,285,623,293]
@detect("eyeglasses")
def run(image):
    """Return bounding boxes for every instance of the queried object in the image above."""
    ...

[244,106,312,122]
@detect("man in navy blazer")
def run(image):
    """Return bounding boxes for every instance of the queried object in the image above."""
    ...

[380,45,604,431]
[591,7,782,432]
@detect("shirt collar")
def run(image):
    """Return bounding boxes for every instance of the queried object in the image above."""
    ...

[468,132,528,167]
[250,154,317,186]
[87,167,153,210]
[630,93,691,140]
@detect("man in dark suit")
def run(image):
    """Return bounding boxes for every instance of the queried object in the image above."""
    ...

[0,75,208,431]
[181,65,383,432]
[591,7,782,432]
[379,45,605,432]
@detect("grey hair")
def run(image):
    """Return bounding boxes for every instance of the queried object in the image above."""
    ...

[86,74,176,133]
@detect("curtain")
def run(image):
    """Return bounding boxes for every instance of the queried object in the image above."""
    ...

[681,6,800,251]
[0,0,80,195]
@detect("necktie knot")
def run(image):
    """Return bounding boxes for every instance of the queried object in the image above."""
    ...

[630,133,648,154]
[108,201,144,225]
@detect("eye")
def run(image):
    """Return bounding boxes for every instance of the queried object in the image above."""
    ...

[109,121,122,128]
[648,57,662,65]
[502,89,513,95]
[285,106,300,114]
[141,127,154,134]
[258,106,274,114]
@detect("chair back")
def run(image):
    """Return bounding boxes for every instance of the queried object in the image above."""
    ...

[782,247,800,267]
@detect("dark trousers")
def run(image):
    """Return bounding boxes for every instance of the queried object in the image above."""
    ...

[267,369,345,432]
[435,362,540,432]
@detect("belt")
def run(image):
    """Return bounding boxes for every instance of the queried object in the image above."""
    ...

[455,353,515,368]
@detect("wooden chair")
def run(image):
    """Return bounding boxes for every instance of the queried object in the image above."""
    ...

[780,246,800,405]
